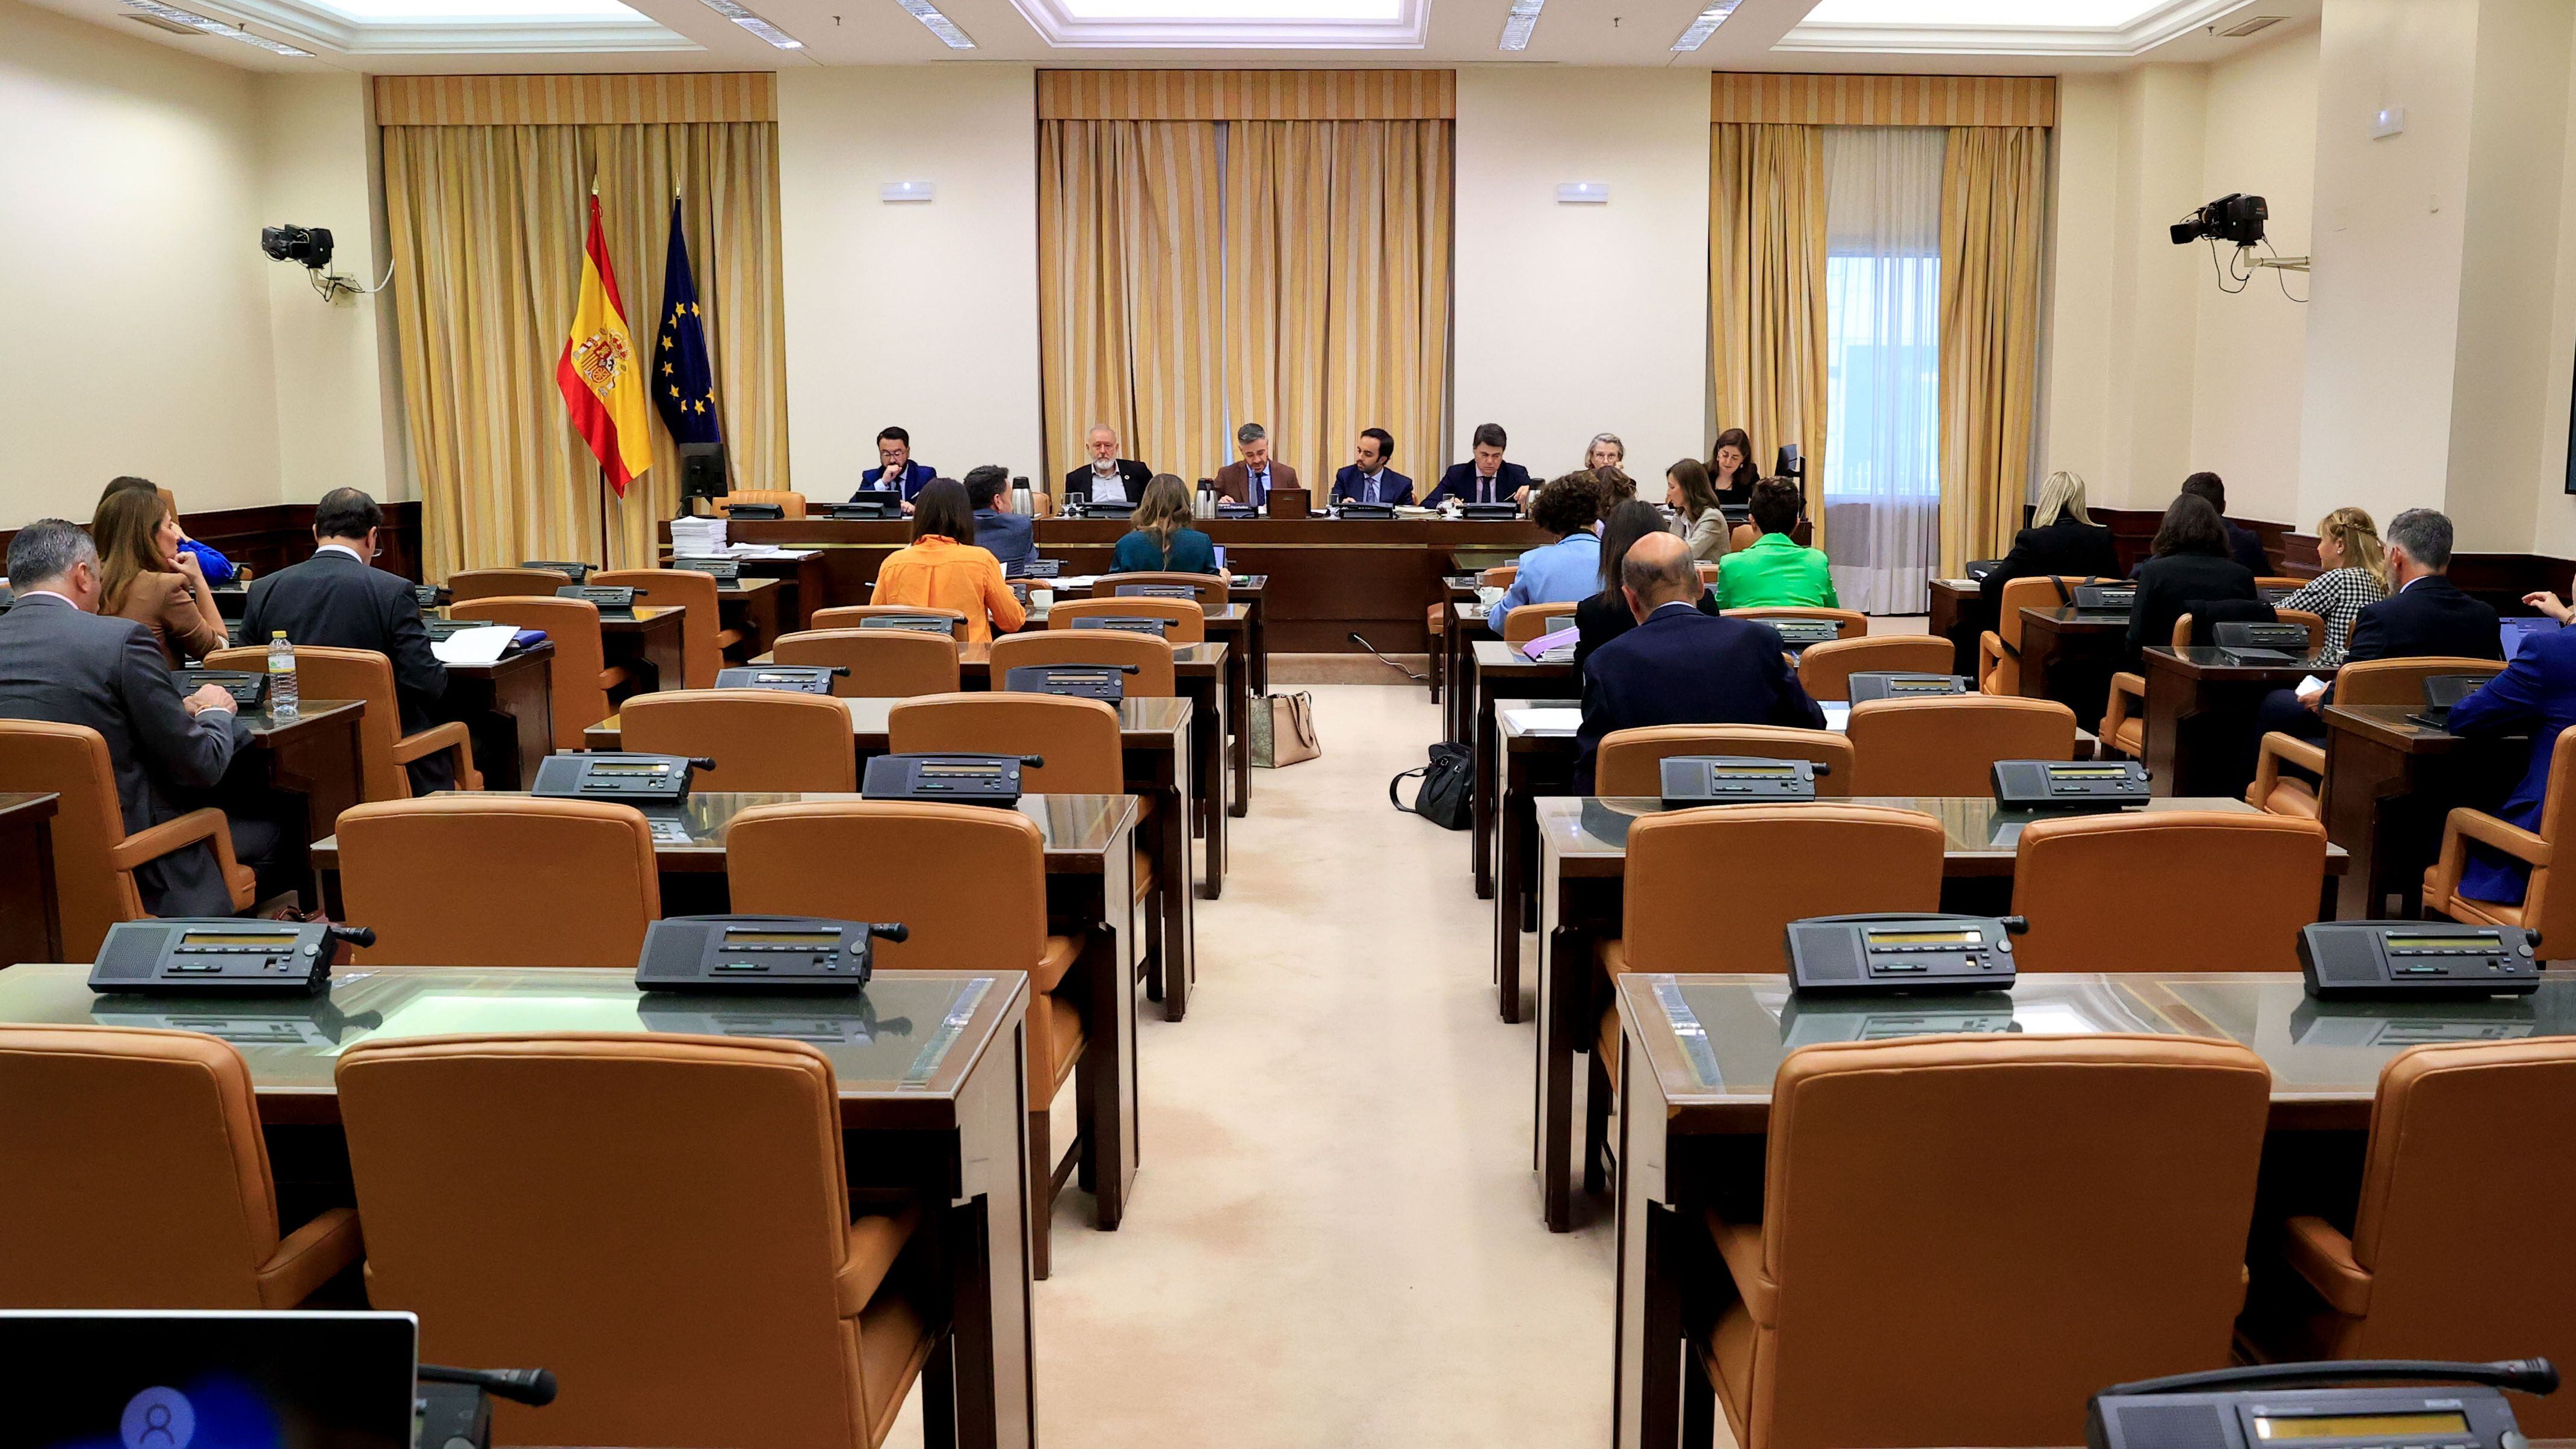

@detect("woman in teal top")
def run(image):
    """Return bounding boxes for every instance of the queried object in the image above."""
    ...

[1715,478,1837,609]
[1111,474,1225,575]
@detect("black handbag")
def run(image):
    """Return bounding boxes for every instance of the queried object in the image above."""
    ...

[1390,742,1473,831]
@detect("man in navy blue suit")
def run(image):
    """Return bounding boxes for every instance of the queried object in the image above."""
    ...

[1331,428,1415,507]
[1424,422,1533,509]
[2439,589,2576,905]
[856,425,937,511]
[1575,531,1825,791]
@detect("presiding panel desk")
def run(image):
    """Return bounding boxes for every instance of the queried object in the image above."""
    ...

[0,960,1040,1449]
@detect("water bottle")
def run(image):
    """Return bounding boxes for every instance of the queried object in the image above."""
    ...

[266,631,298,719]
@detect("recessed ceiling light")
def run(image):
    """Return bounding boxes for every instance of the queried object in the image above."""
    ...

[120,0,315,52]
[308,0,643,18]
[2216,13,2284,36]
[1800,0,2163,22]
[1498,0,1540,51]
[898,0,975,46]
[1058,0,1395,14]
[1670,0,1739,50]
[700,0,800,45]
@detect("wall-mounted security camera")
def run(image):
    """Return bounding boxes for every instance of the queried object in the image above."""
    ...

[261,223,390,303]
[2170,193,2267,247]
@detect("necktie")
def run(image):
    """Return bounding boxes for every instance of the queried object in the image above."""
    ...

[1253,469,1267,504]
[1364,474,1377,504]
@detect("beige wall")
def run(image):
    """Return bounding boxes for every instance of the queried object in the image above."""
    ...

[777,66,1044,497]
[1451,67,1711,492]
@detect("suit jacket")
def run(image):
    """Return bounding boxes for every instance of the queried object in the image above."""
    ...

[2442,625,2576,903]
[1572,587,1720,697]
[857,461,937,501]
[243,548,452,793]
[1575,604,1826,791]
[973,507,1036,572]
[105,569,228,667]
[2127,552,2258,655]
[1423,461,1533,508]
[1330,465,1415,507]
[1979,520,2122,607]
[1063,459,1153,503]
[1215,460,1299,507]
[0,594,249,914]
[2225,521,2271,577]
[2346,574,2504,665]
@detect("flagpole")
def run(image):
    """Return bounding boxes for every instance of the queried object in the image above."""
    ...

[599,466,612,567]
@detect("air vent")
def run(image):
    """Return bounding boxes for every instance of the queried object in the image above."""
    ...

[2217,13,2285,37]
[125,12,205,32]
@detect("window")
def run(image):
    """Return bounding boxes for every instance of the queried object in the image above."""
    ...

[1820,127,1944,614]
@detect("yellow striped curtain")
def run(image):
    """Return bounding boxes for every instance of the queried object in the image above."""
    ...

[1938,126,2049,577]
[1710,122,1830,546]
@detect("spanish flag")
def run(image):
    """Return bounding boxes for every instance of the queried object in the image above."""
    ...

[556,191,653,495]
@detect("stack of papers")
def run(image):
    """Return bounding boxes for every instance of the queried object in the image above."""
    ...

[1522,625,1579,662]
[670,516,726,555]
[429,625,514,666]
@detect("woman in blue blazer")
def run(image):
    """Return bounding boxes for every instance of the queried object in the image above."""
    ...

[2442,592,2576,903]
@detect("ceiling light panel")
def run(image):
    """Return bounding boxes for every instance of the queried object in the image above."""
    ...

[1669,0,1739,51]
[1498,0,1539,51]
[1780,0,2254,56]
[120,0,314,52]
[1057,0,1397,14]
[898,0,975,47]
[1800,0,2163,20]
[700,0,800,46]
[1004,0,1423,47]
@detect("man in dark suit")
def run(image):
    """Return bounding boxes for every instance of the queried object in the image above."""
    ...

[1063,423,1154,505]
[966,466,1036,573]
[2258,507,2503,740]
[1575,531,1825,791]
[1424,422,1534,509]
[0,519,259,915]
[2181,472,2271,576]
[856,426,937,510]
[1330,427,1415,508]
[1215,422,1299,507]
[241,487,453,793]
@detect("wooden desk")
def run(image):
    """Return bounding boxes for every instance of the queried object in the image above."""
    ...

[705,549,829,631]
[2142,645,2323,798]
[1444,601,1496,744]
[2016,607,2128,732]
[0,792,61,967]
[1468,640,1574,904]
[600,606,686,699]
[2320,703,2524,920]
[1532,793,2349,1233]
[0,960,1040,1449]
[1927,578,1988,678]
[236,701,366,897]
[1608,969,2576,1449]
[437,643,554,791]
[715,576,786,661]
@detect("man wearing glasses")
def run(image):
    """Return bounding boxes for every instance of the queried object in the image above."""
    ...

[241,487,455,792]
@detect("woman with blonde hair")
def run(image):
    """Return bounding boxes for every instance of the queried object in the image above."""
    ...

[92,485,227,666]
[1978,469,2122,607]
[2274,506,2389,666]
[1112,473,1223,576]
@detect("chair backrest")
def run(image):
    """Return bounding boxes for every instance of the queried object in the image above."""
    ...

[772,629,960,698]
[2010,809,2327,971]
[210,643,407,803]
[620,690,856,792]
[1046,596,1207,643]
[1845,696,2078,796]
[1595,724,1855,798]
[450,596,613,748]
[1622,805,1945,972]
[1501,599,1578,644]
[725,800,1048,973]
[1092,570,1229,610]
[593,569,723,690]
[2255,575,2307,590]
[335,1034,874,1448]
[2338,1039,2576,1432]
[716,489,808,520]
[1478,566,1518,589]
[448,567,579,604]
[989,631,1178,697]
[1794,635,1957,702]
[2335,656,2506,709]
[1724,606,1867,640]
[0,1025,285,1308]
[811,605,966,640]
[336,796,659,968]
[1729,523,1758,552]
[1993,575,2093,653]
[0,720,143,958]
[2508,726,2576,949]
[888,692,1124,795]
[1751,1034,2270,1449]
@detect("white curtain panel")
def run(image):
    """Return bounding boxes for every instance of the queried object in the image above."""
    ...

[1820,127,1945,615]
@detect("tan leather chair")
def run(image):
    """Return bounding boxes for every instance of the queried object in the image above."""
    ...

[206,644,480,803]
[1501,599,1578,644]
[716,489,808,520]
[2010,810,2327,971]
[990,631,1178,697]
[1690,1034,2271,1449]
[2105,611,2326,760]
[1794,634,1956,702]
[1047,596,1206,644]
[811,605,967,641]
[450,596,626,748]
[1093,570,1228,609]
[889,692,1128,800]
[1595,725,1855,799]
[723,800,1089,1279]
[620,690,856,792]
[2248,658,2507,819]
[773,629,961,698]
[0,720,256,959]
[335,796,659,968]
[2241,1039,2576,1434]
[2255,574,2307,591]
[1725,606,1867,641]
[1845,696,2078,796]
[336,1033,934,1448]
[1979,575,2098,694]
[448,567,578,604]
[0,1024,363,1308]
[1729,522,1758,552]
[595,567,740,690]
[2421,726,2576,946]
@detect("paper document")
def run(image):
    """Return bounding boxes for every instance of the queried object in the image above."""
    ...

[1521,624,1580,661]
[430,625,514,666]
[1822,702,1852,734]
[1502,707,1583,735]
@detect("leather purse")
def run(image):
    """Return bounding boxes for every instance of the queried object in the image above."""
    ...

[1250,690,1321,768]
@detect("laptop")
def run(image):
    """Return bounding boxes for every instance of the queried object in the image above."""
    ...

[5,1310,417,1449]
[2501,615,2562,660]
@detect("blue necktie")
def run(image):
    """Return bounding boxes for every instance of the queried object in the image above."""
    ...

[1253,469,1267,504]
[1365,474,1379,504]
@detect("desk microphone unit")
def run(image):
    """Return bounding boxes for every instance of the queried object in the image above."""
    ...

[832,489,903,519]
[2072,585,2137,613]
[1457,502,1521,522]
[2087,1359,2557,1449]
[2211,620,2312,664]
[413,584,442,608]
[532,752,712,808]
[635,915,906,994]
[1004,663,1137,702]
[1758,619,1842,649]
[89,918,376,997]
[669,556,742,581]
[522,560,591,582]
[1073,616,1172,637]
[1018,558,1065,579]
[856,614,959,635]
[1336,501,1397,519]
[862,752,1039,806]
[715,664,845,694]
[556,584,636,617]
[2299,920,2541,998]
[1113,583,1200,600]
[1993,759,2150,809]
[1080,499,1138,519]
[1214,502,1261,519]
[1658,755,1821,805]
[173,668,267,708]
[1844,672,1968,703]
[1785,912,2022,996]
[723,502,786,521]
[2412,673,2487,729]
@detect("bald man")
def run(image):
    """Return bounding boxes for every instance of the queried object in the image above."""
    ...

[1574,531,1824,792]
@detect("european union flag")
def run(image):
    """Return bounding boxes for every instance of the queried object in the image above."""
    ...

[653,197,721,446]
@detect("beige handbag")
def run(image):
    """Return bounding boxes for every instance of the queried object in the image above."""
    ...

[1250,691,1321,768]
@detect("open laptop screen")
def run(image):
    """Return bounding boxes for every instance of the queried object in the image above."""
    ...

[5,1311,416,1449]
[2501,615,2561,661]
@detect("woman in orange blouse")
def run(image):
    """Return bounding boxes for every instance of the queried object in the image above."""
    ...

[873,477,1026,646]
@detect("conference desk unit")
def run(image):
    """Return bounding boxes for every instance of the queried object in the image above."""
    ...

[236,700,365,897]
[1608,969,2576,1449]
[0,792,61,967]
[1926,577,1988,678]
[2015,605,2129,732]
[439,642,554,791]
[2320,702,2526,921]
[0,960,1041,1449]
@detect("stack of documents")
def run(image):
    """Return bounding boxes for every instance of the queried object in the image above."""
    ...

[670,516,726,555]
[429,625,515,666]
